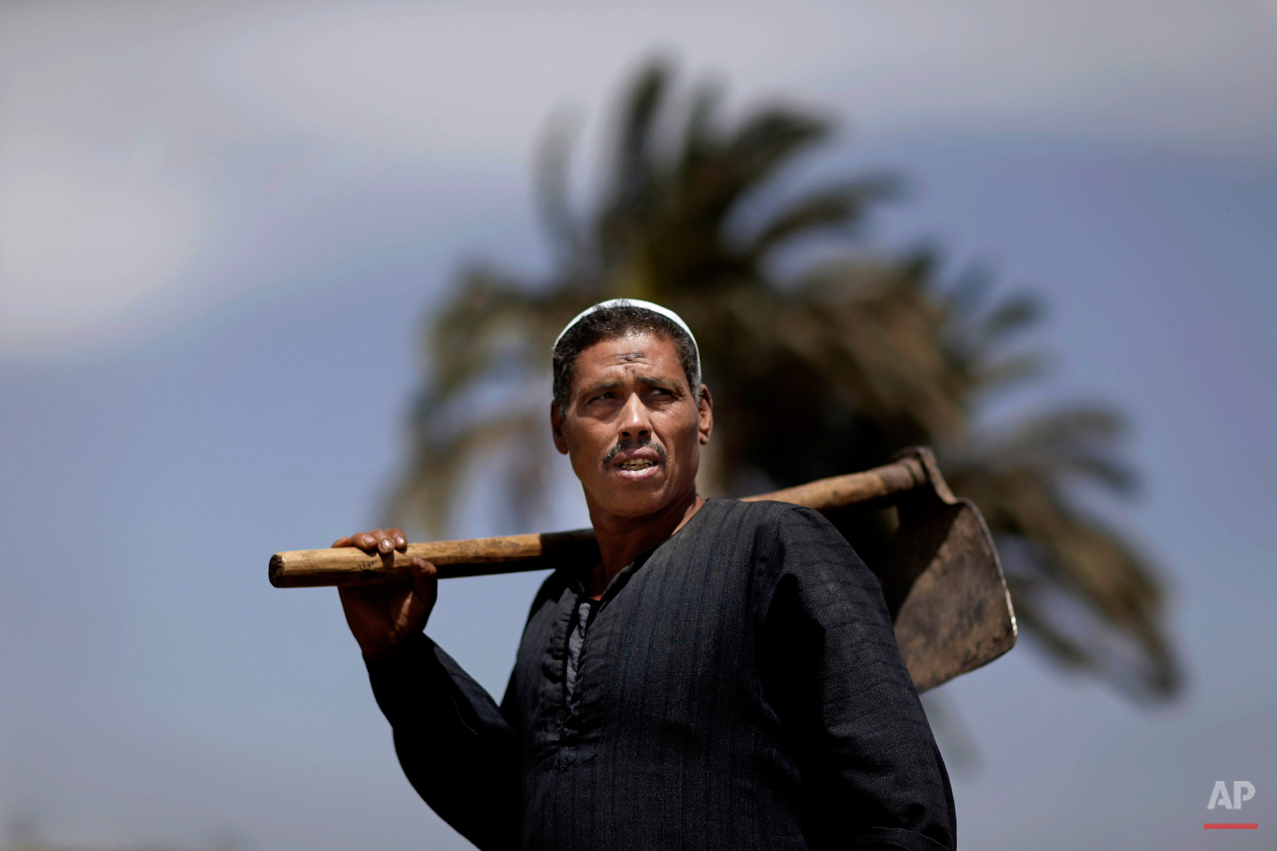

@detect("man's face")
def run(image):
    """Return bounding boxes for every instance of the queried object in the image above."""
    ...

[551,330,712,521]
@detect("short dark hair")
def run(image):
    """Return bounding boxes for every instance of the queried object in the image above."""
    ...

[552,303,701,414]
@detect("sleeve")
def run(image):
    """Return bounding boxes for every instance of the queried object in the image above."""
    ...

[755,505,957,851]
[364,631,521,851]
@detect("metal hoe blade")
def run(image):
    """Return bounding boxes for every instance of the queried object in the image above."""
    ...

[878,448,1017,692]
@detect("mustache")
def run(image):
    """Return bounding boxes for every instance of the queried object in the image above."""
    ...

[604,437,668,465]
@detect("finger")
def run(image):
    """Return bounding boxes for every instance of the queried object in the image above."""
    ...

[407,557,437,580]
[331,534,376,550]
[407,558,439,605]
[386,528,408,552]
[333,532,381,552]
[408,557,438,590]
[369,529,396,555]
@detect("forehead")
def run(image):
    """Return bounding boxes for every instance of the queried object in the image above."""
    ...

[572,331,684,383]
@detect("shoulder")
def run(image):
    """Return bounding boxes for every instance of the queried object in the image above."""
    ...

[696,498,844,543]
[696,496,820,523]
[697,500,883,624]
[706,499,871,580]
[686,499,857,578]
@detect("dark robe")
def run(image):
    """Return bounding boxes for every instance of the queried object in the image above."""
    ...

[366,499,956,851]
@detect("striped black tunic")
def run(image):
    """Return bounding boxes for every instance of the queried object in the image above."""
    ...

[366,499,956,850]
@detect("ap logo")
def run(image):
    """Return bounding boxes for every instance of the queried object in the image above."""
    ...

[1209,781,1256,810]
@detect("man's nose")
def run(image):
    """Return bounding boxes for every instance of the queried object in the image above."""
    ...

[618,392,652,438]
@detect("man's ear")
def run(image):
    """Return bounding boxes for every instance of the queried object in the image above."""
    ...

[550,401,569,455]
[697,385,713,446]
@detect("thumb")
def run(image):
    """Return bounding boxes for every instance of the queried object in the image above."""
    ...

[407,557,439,609]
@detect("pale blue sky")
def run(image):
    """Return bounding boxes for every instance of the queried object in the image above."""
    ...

[2,2,1275,849]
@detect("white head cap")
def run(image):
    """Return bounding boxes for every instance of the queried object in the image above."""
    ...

[553,298,701,386]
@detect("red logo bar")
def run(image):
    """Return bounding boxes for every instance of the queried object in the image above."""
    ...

[1204,823,1258,829]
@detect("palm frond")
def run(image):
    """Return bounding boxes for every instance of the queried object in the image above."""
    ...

[945,259,998,318]
[611,61,668,213]
[392,410,544,537]
[974,292,1047,350]
[746,177,902,262]
[968,406,1137,494]
[972,352,1049,396]
[534,117,581,266]
[675,81,722,181]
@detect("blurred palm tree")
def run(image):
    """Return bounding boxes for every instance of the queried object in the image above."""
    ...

[389,60,1179,702]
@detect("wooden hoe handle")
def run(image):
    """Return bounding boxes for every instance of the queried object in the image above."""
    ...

[269,454,932,589]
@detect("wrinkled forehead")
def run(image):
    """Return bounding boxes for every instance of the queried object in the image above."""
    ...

[573,330,687,383]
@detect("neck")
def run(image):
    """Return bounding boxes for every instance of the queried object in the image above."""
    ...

[584,487,705,598]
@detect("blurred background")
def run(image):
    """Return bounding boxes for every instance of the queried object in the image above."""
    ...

[1,1,1274,849]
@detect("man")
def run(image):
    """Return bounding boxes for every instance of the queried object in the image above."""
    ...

[335,299,956,851]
